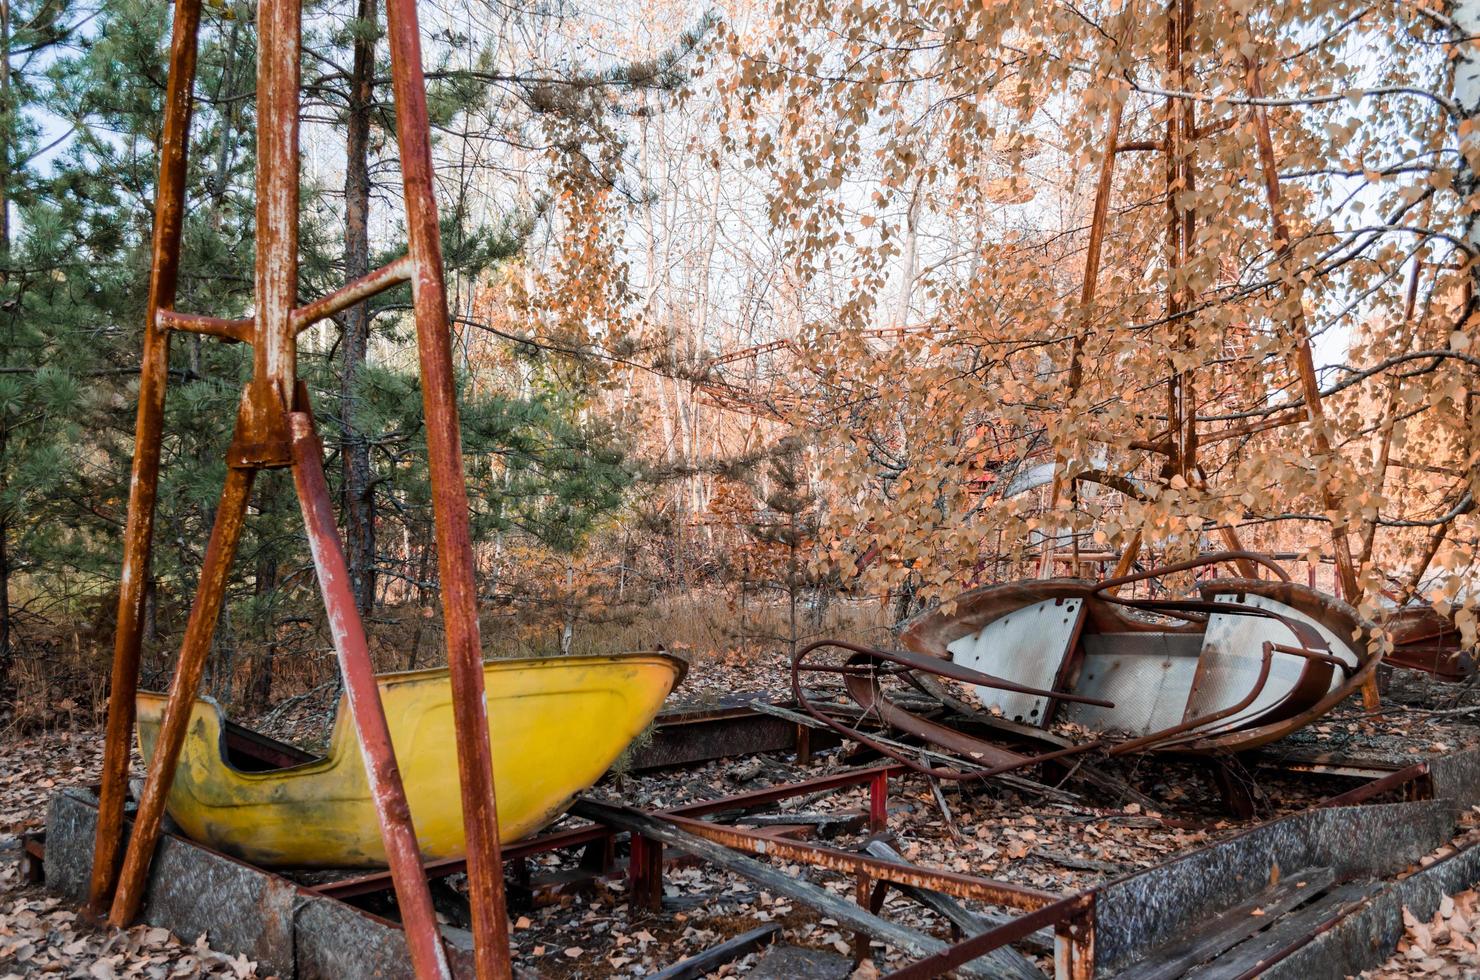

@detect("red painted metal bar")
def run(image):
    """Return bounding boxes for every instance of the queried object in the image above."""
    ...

[382,0,512,973]
[88,0,207,914]
[628,834,663,912]
[868,769,889,833]
[661,812,1055,909]
[292,255,413,332]
[108,466,256,925]
[289,410,451,979]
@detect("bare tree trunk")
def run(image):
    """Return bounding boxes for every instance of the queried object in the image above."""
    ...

[341,0,378,615]
[0,0,10,272]
[0,515,11,684]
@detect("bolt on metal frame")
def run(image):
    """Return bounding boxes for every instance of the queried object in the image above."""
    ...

[84,0,514,973]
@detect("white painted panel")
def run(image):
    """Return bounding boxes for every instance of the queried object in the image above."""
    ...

[1183,592,1358,730]
[946,598,1083,725]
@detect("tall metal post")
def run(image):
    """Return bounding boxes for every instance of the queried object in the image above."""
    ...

[87,0,205,913]
[384,0,514,969]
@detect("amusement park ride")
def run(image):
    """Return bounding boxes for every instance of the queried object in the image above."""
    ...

[80,0,579,972]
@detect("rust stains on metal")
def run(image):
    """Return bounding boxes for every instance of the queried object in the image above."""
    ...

[290,408,451,978]
[292,255,413,333]
[382,0,513,969]
[108,464,257,926]
[87,0,207,916]
[89,0,515,972]
[792,552,1382,786]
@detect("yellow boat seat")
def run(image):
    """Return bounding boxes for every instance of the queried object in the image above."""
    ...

[136,652,685,868]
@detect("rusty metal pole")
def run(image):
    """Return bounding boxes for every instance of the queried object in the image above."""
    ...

[1039,78,1128,578]
[1244,56,1377,708]
[383,0,514,973]
[87,0,205,914]
[107,466,255,925]
[290,411,451,979]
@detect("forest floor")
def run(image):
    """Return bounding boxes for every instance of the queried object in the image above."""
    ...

[2,657,1480,978]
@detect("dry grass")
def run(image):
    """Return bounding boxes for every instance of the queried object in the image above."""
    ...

[1,590,899,731]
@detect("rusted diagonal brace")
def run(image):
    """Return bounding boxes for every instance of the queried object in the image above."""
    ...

[156,254,414,345]
[88,0,206,914]
[107,465,256,926]
[292,255,413,333]
[289,409,451,979]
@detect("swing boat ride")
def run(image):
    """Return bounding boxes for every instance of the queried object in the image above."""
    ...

[135,653,686,868]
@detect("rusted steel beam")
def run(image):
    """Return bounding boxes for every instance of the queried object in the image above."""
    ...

[254,0,299,397]
[1318,762,1431,809]
[156,310,254,343]
[289,410,451,979]
[88,0,207,915]
[292,254,413,333]
[1058,908,1096,980]
[107,465,256,926]
[316,763,908,902]
[382,0,511,973]
[882,892,1094,979]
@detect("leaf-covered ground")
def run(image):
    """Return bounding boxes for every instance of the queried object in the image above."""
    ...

[0,732,258,978]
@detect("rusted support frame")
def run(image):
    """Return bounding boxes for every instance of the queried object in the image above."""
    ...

[1319,762,1431,809]
[88,0,207,915]
[292,254,413,333]
[289,409,451,979]
[314,764,907,902]
[384,0,511,970]
[1055,906,1096,980]
[107,466,256,926]
[882,892,1095,980]
[157,310,255,343]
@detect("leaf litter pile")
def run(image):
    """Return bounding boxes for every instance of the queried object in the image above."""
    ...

[0,732,256,978]
[5,659,1480,978]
